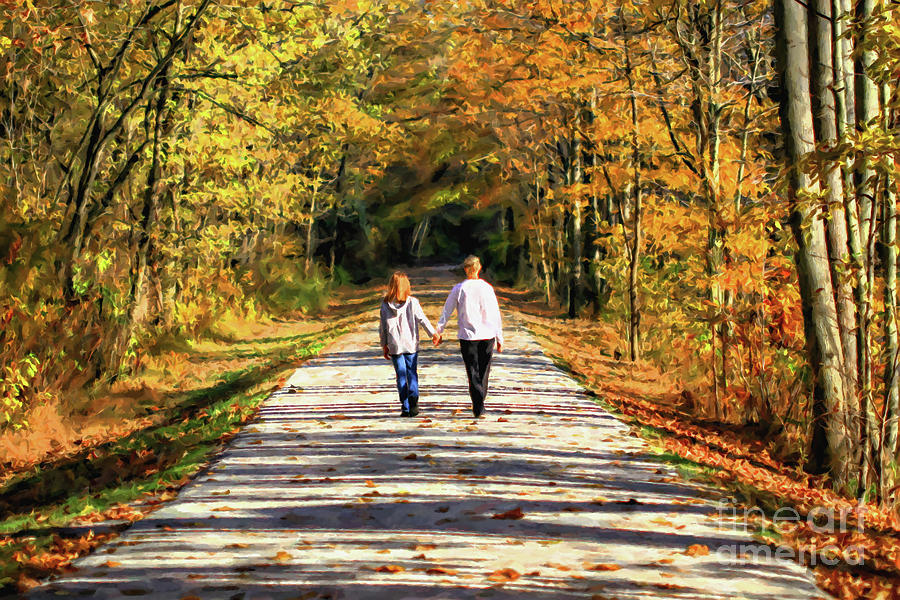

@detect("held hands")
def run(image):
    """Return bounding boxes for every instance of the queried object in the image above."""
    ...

[432,333,442,346]
[382,345,390,360]
[496,341,503,353]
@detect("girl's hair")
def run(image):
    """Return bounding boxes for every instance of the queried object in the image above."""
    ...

[385,271,411,303]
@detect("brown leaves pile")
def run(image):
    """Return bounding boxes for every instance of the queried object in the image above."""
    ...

[12,532,116,592]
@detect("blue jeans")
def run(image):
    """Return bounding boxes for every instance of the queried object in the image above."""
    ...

[390,352,419,413]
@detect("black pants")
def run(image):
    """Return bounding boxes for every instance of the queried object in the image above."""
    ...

[459,339,494,415]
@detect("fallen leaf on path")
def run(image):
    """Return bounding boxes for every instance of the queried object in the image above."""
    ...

[375,565,405,573]
[685,544,709,557]
[491,507,524,520]
[212,506,236,512]
[403,453,417,460]
[226,543,249,549]
[365,480,376,487]
[544,562,570,571]
[426,567,458,575]
[412,543,437,551]
[273,551,292,562]
[586,563,622,571]
[412,553,428,559]
[104,561,121,568]
[487,568,520,582]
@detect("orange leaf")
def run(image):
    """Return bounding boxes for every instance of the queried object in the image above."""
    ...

[375,564,405,573]
[491,507,524,520]
[426,567,458,575]
[586,563,621,571]
[487,568,520,582]
[685,544,709,557]
[412,543,437,551]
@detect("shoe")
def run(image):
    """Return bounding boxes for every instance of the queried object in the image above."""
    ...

[400,410,410,418]
[408,398,419,417]
[473,407,485,418]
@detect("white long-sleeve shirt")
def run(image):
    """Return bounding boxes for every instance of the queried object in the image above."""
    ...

[437,278,504,346]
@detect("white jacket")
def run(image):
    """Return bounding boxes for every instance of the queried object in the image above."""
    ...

[379,296,436,355]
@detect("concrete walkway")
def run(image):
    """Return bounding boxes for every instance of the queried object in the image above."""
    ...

[29,268,829,599]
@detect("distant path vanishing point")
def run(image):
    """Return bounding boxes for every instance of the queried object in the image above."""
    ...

[28,266,829,599]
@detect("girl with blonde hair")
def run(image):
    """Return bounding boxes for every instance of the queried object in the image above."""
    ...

[379,272,437,417]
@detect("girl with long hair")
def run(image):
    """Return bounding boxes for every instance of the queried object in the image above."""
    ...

[379,272,437,417]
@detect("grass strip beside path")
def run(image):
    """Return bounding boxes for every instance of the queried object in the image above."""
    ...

[0,320,348,595]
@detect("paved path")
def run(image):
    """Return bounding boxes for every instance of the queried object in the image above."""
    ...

[29,267,829,599]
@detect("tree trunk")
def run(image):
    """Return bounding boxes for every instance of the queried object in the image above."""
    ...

[774,0,851,487]
[108,86,169,378]
[624,36,642,362]
[569,115,584,318]
[533,168,552,304]
[856,0,882,492]
[810,0,861,490]
[832,0,866,483]
[881,86,898,499]
[304,172,322,277]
